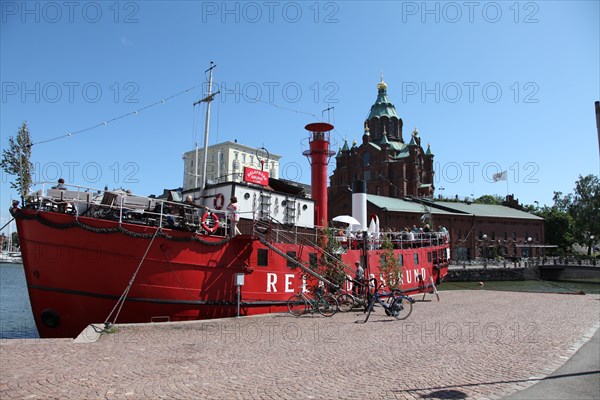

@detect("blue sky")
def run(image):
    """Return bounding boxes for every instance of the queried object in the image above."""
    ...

[1,0,599,233]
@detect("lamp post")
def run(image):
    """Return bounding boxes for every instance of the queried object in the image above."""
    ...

[589,235,595,257]
[527,237,532,263]
[482,234,488,268]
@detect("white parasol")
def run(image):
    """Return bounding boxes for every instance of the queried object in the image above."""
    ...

[332,215,361,226]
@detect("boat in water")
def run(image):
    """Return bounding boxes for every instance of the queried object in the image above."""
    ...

[0,223,21,264]
[11,73,449,339]
[0,252,22,264]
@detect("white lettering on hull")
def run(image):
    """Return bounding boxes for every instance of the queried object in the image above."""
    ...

[266,273,277,292]
[284,274,294,293]
[266,273,304,293]
[403,268,427,285]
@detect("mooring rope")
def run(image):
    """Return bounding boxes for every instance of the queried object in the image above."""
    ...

[102,227,161,330]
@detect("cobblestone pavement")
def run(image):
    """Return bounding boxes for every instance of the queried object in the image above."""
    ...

[1,291,599,399]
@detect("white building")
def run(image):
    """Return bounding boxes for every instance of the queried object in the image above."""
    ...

[182,141,282,190]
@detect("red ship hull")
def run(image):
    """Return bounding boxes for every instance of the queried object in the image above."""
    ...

[15,209,448,338]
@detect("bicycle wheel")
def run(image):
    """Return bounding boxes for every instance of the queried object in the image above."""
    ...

[316,294,338,317]
[287,294,307,317]
[390,296,413,320]
[336,294,355,312]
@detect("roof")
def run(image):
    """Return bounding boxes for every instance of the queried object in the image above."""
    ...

[367,194,460,215]
[431,201,544,220]
[368,142,381,151]
[388,141,406,152]
[367,84,399,120]
[183,141,282,160]
[366,195,543,221]
[380,132,390,146]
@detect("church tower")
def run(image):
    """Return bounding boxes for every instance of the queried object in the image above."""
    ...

[365,78,404,143]
[329,78,436,215]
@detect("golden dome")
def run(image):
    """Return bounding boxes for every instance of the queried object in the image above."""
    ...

[377,78,387,91]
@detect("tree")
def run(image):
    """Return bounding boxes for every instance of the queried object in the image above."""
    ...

[474,194,503,205]
[570,175,600,255]
[536,205,574,255]
[379,236,402,289]
[316,226,346,293]
[553,175,600,256]
[1,122,33,202]
[11,232,19,250]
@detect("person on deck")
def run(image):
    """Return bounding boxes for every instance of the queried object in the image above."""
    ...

[53,178,67,190]
[226,196,241,237]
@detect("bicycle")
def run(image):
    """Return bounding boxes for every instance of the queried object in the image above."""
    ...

[336,278,373,312]
[362,281,414,323]
[337,278,400,312]
[336,291,365,312]
[336,278,369,312]
[287,287,338,317]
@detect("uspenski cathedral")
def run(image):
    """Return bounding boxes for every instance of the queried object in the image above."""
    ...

[329,79,435,208]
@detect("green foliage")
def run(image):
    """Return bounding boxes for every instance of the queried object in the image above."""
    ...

[11,232,19,249]
[474,194,503,205]
[535,206,574,255]
[1,122,33,201]
[569,175,599,254]
[316,226,347,292]
[549,175,599,255]
[378,236,402,289]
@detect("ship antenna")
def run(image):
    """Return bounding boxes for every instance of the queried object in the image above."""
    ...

[193,61,220,193]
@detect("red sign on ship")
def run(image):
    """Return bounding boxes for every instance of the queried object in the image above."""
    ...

[243,167,269,186]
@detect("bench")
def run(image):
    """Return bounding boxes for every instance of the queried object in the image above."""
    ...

[45,188,92,214]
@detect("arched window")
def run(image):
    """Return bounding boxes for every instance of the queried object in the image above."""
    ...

[363,152,371,166]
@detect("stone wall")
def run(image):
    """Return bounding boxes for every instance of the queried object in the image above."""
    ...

[446,266,539,282]
[538,266,600,281]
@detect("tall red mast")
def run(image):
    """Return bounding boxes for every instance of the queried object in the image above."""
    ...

[303,122,336,227]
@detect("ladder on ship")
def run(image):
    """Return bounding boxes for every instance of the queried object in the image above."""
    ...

[258,237,340,289]
[254,217,357,289]
[284,196,296,225]
[258,192,271,220]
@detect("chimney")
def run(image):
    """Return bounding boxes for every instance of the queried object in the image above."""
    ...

[352,180,367,231]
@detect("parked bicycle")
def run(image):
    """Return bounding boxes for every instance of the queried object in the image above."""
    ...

[337,278,403,313]
[362,281,414,323]
[287,286,338,317]
[336,276,373,312]
[336,290,366,312]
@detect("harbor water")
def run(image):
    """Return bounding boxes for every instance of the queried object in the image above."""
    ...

[442,279,600,294]
[0,263,598,339]
[0,263,39,339]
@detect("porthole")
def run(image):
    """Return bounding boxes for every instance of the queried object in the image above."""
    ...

[41,309,60,328]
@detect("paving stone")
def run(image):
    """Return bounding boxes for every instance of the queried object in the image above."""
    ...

[1,291,599,399]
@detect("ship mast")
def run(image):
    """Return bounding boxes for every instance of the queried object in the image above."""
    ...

[193,61,219,192]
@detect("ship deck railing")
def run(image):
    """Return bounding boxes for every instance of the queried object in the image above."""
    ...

[334,231,449,251]
[25,182,231,237]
